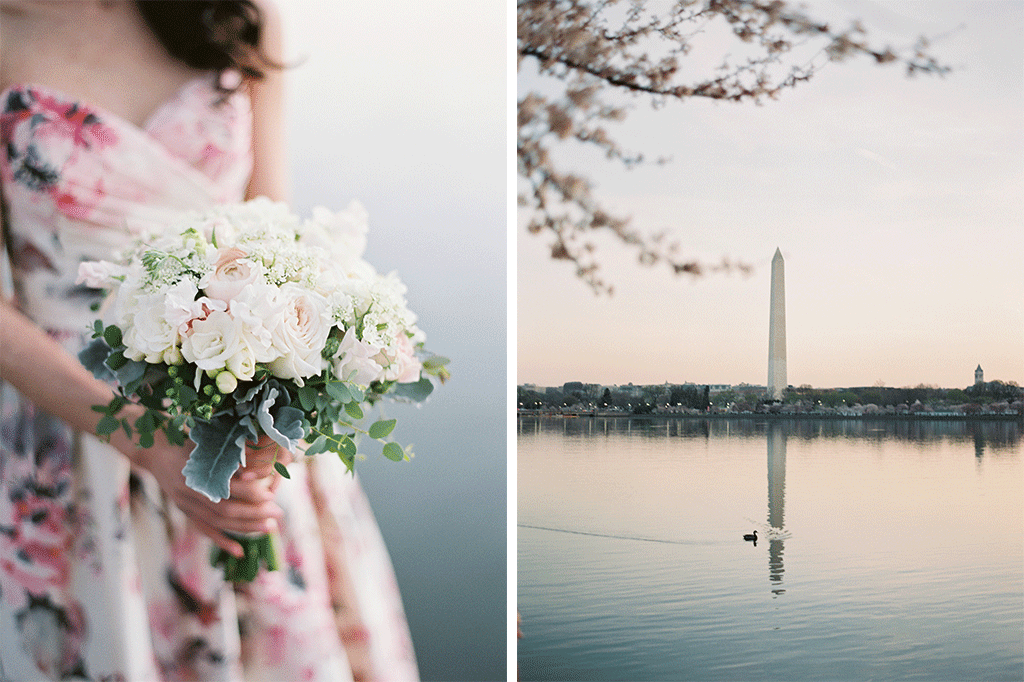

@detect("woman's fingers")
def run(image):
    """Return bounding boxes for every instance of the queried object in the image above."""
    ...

[174,492,280,536]
[132,434,288,554]
[189,517,245,558]
[228,476,277,503]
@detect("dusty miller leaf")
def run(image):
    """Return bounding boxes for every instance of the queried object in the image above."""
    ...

[184,416,254,502]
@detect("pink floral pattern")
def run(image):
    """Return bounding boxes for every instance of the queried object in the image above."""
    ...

[0,79,418,681]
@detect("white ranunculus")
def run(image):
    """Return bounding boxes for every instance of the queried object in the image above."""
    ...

[180,309,245,374]
[160,279,204,332]
[123,290,180,363]
[266,284,330,384]
[332,327,383,387]
[230,284,282,363]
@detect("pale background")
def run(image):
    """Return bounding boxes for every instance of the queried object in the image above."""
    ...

[279,1,506,680]
[518,0,1023,390]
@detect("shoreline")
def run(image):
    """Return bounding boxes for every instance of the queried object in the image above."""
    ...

[517,411,1023,422]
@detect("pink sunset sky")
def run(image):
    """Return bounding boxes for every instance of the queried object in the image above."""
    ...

[517,0,1023,390]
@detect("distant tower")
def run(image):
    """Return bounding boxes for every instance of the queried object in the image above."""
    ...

[975,365,984,385]
[767,248,787,400]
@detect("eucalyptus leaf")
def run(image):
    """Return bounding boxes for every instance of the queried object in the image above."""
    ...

[344,402,364,420]
[274,461,291,479]
[422,355,450,370]
[326,381,352,404]
[105,352,129,371]
[382,442,405,462]
[392,377,434,402]
[78,338,115,381]
[368,418,397,440]
[97,414,120,436]
[297,384,316,412]
[114,357,147,390]
[338,435,357,458]
[135,409,157,433]
[103,324,122,349]
[305,434,330,457]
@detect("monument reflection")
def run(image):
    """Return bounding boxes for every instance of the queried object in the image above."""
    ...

[767,422,786,595]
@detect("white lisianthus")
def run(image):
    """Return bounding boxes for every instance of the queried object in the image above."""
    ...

[333,327,383,387]
[180,309,246,374]
[123,289,181,363]
[226,341,257,381]
[76,260,127,289]
[109,263,147,328]
[266,284,330,384]
[215,370,238,394]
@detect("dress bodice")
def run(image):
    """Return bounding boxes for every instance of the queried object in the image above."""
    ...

[0,76,252,338]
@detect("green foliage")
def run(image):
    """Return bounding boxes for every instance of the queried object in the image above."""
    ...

[369,418,397,439]
[382,442,406,462]
[80,321,439,519]
[210,533,277,582]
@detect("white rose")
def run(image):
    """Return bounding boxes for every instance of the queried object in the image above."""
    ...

[266,284,330,384]
[203,247,262,303]
[180,309,245,374]
[332,327,383,387]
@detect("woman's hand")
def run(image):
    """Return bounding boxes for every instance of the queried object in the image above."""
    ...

[130,430,288,559]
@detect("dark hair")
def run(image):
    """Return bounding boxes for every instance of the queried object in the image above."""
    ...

[134,0,277,91]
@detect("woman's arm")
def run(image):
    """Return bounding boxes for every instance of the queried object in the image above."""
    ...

[0,297,283,556]
[245,0,288,203]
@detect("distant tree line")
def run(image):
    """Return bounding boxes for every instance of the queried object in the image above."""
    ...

[785,381,1021,408]
[519,382,722,413]
[518,380,1022,413]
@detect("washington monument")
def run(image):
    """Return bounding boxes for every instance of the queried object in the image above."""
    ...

[768,248,787,400]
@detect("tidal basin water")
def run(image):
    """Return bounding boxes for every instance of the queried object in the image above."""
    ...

[517,417,1023,682]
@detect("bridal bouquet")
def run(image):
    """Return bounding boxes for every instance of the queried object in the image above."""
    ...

[77,198,448,581]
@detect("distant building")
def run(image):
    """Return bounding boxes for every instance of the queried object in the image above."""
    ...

[975,365,984,385]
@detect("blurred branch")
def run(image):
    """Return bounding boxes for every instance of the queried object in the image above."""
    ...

[518,0,951,293]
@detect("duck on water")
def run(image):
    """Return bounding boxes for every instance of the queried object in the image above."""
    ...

[743,531,758,542]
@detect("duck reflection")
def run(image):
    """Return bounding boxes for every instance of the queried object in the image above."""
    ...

[767,422,786,595]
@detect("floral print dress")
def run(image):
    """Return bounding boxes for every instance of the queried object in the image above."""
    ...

[0,78,418,682]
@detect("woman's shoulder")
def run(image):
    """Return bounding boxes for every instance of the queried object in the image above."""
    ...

[1,2,209,127]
